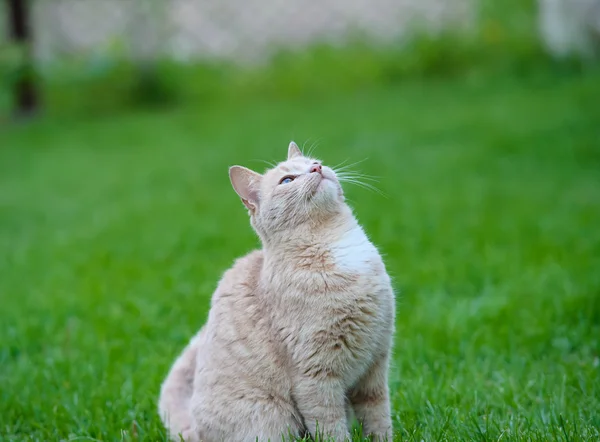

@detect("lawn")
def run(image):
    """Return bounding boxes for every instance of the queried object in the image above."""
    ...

[1,69,600,441]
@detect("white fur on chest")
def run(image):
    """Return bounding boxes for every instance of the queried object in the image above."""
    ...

[330,226,380,274]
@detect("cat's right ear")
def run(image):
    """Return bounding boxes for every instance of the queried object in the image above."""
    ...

[288,141,303,160]
[229,166,262,213]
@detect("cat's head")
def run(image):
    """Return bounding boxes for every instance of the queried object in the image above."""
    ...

[229,142,345,238]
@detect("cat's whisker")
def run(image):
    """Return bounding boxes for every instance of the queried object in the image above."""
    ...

[336,172,380,183]
[343,182,387,198]
[331,155,386,197]
[338,177,388,198]
[301,138,312,156]
[331,158,351,171]
[354,183,387,198]
[306,138,322,159]
[339,177,380,185]
[339,176,379,188]
[332,157,369,173]
[251,159,278,170]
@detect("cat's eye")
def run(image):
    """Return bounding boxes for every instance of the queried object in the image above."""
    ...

[279,176,295,185]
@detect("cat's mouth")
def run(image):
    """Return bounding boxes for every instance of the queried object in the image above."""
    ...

[320,167,337,182]
[310,171,338,198]
[302,167,339,203]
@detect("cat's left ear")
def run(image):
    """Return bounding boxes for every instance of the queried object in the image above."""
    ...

[288,141,302,160]
[229,166,262,213]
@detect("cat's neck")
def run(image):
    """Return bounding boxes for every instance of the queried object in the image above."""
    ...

[260,204,362,266]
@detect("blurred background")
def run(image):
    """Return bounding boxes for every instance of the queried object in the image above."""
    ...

[1,0,600,440]
[1,0,598,116]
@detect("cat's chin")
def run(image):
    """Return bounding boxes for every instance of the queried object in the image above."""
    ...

[317,176,333,190]
[311,176,332,196]
[311,179,343,212]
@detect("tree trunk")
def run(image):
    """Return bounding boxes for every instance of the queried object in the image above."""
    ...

[7,0,40,117]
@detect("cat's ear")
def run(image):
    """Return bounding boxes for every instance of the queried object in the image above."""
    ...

[288,141,302,160]
[229,166,262,213]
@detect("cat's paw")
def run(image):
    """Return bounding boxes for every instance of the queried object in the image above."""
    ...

[368,430,393,442]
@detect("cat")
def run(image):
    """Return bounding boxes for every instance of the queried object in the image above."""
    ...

[158,142,396,442]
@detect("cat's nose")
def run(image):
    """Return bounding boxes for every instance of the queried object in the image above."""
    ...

[309,163,322,174]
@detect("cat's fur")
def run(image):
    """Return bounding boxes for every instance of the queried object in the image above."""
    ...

[159,143,395,442]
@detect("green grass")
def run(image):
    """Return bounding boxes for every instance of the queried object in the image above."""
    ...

[1,68,600,441]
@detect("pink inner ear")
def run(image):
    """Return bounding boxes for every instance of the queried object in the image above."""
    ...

[241,198,255,211]
[230,166,262,207]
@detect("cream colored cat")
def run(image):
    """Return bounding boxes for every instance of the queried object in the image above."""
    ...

[159,142,395,442]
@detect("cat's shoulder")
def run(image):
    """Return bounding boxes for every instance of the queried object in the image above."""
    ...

[217,249,264,292]
[231,249,264,273]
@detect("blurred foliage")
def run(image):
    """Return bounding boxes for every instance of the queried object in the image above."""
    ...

[0,0,597,119]
[0,42,26,116]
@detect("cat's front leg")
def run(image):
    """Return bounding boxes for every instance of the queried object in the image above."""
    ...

[349,355,393,441]
[293,376,350,441]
